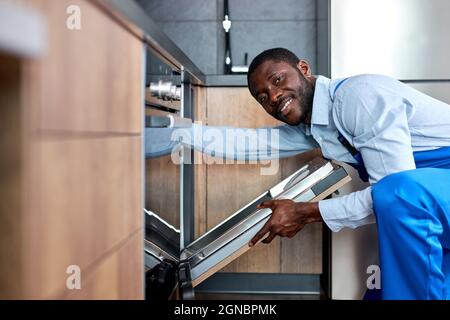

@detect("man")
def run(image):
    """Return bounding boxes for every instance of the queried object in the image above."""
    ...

[146,48,450,299]
[244,48,450,300]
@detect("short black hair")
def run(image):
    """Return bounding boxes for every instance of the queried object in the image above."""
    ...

[247,48,300,85]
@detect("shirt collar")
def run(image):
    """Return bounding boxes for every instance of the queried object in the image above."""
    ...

[310,76,332,126]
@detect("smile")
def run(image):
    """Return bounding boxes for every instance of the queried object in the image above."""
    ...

[279,98,293,115]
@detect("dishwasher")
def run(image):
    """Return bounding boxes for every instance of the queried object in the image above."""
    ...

[145,157,351,300]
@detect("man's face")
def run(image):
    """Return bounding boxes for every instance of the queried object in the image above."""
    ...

[248,60,315,126]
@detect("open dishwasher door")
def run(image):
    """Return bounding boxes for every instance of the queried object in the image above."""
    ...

[145,158,351,300]
[145,210,180,300]
[179,158,351,296]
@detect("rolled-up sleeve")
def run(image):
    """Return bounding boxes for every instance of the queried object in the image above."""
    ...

[319,82,416,231]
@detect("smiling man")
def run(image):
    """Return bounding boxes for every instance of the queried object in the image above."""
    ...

[244,48,450,300]
[145,47,450,300]
[248,52,315,126]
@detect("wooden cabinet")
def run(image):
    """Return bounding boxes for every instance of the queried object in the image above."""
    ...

[0,0,144,299]
[20,136,142,299]
[62,230,144,300]
[20,0,143,133]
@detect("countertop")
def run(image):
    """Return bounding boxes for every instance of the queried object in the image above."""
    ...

[204,75,248,87]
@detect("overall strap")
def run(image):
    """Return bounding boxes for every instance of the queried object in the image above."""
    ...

[333,78,349,97]
[332,78,450,182]
[413,146,450,169]
[332,78,370,181]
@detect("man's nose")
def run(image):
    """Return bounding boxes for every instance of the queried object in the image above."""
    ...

[269,88,282,105]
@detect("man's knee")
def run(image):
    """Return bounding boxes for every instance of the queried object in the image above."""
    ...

[372,170,421,219]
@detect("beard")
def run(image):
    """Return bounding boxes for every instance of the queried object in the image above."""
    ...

[294,70,315,125]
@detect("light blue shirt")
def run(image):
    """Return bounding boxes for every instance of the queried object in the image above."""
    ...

[145,74,450,231]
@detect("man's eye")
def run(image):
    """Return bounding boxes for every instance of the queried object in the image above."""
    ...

[259,96,266,103]
[275,77,281,85]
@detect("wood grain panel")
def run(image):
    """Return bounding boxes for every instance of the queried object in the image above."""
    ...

[62,230,144,299]
[145,156,180,228]
[144,108,180,227]
[22,0,143,133]
[0,55,24,298]
[20,135,142,299]
[206,88,281,128]
[1,0,144,300]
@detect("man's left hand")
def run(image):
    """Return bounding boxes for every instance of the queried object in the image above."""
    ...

[248,199,322,246]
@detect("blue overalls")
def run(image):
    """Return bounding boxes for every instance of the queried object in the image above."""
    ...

[334,79,450,299]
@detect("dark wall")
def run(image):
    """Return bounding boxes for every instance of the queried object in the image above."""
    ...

[136,0,320,75]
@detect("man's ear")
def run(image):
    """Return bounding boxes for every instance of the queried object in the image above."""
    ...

[297,60,312,78]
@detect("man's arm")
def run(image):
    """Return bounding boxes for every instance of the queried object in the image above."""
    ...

[145,123,319,160]
[145,127,180,158]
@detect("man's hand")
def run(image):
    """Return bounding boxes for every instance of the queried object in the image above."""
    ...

[248,199,322,246]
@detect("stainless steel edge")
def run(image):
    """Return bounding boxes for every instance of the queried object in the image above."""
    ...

[144,239,179,264]
[99,0,205,84]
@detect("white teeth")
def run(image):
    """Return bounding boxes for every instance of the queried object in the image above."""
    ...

[280,99,292,112]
